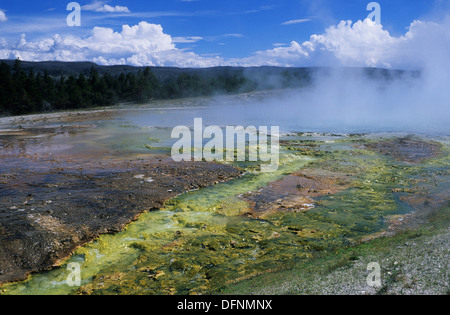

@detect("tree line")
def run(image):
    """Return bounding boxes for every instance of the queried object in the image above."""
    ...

[0,59,251,116]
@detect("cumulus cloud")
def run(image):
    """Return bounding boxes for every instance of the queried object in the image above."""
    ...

[0,9,7,22]
[235,19,389,67]
[230,17,450,71]
[0,21,223,67]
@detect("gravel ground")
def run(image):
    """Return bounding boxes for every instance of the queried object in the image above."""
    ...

[227,218,449,296]
[296,231,449,295]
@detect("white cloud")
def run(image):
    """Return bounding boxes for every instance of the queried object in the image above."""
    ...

[81,1,107,11]
[281,19,311,25]
[82,1,130,13]
[172,36,204,43]
[0,21,223,68]
[237,17,450,70]
[0,9,7,22]
[97,4,130,13]
[228,41,311,67]
[223,33,245,38]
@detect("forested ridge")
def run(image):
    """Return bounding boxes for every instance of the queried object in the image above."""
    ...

[0,59,255,116]
[0,59,414,116]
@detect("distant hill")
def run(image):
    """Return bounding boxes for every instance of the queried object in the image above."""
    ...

[0,59,417,83]
[0,59,420,116]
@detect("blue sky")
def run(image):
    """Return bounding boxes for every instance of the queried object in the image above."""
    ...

[0,0,449,67]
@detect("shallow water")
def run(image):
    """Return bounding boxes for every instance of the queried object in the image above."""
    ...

[124,93,450,136]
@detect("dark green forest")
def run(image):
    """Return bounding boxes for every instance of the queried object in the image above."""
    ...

[0,59,257,116]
